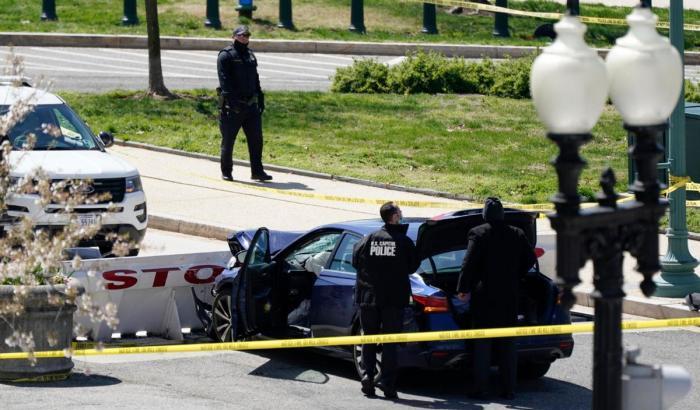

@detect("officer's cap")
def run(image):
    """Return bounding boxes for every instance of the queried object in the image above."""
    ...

[233,25,251,37]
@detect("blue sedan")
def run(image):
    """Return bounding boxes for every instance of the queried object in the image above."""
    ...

[202,208,573,380]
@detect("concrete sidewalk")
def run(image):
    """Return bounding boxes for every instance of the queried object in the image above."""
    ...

[109,142,700,321]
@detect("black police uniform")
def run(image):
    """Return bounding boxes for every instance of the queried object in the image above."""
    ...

[352,223,419,394]
[217,40,267,179]
[457,199,537,398]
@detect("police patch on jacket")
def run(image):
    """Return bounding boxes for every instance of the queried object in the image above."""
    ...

[370,240,396,256]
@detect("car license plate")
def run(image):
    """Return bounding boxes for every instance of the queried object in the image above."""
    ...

[78,213,98,226]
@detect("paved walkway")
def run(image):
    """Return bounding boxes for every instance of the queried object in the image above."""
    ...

[109,143,700,320]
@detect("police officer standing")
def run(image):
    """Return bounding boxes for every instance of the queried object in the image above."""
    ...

[217,25,272,182]
[352,202,419,400]
[456,197,536,400]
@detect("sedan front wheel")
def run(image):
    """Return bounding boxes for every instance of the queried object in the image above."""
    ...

[212,291,234,342]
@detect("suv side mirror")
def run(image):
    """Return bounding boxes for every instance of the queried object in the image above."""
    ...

[98,131,114,147]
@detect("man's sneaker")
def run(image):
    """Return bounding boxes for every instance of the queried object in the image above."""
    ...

[251,172,273,181]
[376,382,398,400]
[360,376,375,397]
[221,173,234,181]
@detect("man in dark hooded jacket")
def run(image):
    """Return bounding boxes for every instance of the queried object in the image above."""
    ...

[352,201,419,399]
[457,197,536,400]
[217,25,272,182]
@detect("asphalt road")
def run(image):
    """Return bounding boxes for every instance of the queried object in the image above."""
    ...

[0,46,399,92]
[0,328,697,409]
[3,46,700,92]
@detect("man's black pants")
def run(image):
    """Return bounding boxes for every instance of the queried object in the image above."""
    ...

[472,337,517,395]
[359,306,403,389]
[219,104,264,176]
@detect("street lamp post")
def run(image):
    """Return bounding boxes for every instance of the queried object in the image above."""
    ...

[493,0,509,37]
[422,3,438,34]
[349,0,366,33]
[278,0,294,30]
[41,0,58,21]
[531,3,681,409]
[123,0,139,26]
[205,0,222,29]
[657,0,700,296]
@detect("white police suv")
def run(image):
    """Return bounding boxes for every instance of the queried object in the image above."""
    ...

[0,79,147,256]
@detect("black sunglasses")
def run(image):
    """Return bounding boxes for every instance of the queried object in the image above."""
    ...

[236,33,251,38]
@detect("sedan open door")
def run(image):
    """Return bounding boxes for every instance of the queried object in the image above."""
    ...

[216,227,274,341]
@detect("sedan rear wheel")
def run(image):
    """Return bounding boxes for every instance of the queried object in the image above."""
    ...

[212,292,234,342]
[352,325,382,383]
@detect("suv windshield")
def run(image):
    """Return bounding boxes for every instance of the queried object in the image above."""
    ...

[1,104,99,150]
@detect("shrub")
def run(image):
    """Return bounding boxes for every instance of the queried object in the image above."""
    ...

[685,80,700,103]
[330,58,390,93]
[442,58,479,94]
[490,55,535,99]
[464,58,496,95]
[331,51,535,99]
[388,50,449,94]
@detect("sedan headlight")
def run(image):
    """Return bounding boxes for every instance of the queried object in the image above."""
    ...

[125,175,143,193]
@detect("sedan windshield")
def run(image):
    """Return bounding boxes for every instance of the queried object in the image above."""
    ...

[0,104,99,150]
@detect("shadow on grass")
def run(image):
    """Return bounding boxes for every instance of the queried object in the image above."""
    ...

[1,371,121,388]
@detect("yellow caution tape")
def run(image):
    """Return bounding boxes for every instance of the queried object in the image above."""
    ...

[664,175,700,203]
[169,172,554,216]
[1,317,698,360]
[414,0,700,32]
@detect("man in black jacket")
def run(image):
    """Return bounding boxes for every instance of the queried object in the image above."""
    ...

[457,197,536,400]
[352,201,419,399]
[217,25,272,182]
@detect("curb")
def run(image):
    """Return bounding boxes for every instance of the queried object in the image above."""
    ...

[148,214,231,241]
[575,291,700,320]
[4,32,700,63]
[0,32,543,58]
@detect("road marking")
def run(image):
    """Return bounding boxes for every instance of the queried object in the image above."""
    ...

[0,49,148,74]
[102,48,334,77]
[311,54,355,62]
[167,50,345,68]
[258,54,346,67]
[99,49,218,74]
[31,47,149,66]
[20,62,145,76]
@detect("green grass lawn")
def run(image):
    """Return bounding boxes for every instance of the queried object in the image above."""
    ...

[3,0,700,49]
[60,89,699,231]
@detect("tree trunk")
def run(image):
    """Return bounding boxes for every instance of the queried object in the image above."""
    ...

[145,0,175,99]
